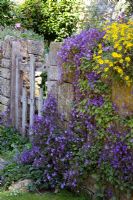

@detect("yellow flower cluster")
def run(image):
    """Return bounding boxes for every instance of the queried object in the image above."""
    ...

[93,21,133,86]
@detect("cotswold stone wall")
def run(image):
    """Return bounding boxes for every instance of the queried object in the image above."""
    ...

[0,38,74,130]
[0,36,44,118]
[46,42,74,121]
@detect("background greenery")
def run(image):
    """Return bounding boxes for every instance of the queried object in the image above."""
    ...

[16,0,79,42]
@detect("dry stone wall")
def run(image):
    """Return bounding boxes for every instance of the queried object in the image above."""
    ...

[46,42,74,121]
[0,36,45,125]
[0,37,74,131]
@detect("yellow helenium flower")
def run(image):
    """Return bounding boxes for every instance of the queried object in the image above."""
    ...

[125,76,129,81]
[104,60,110,64]
[109,62,113,67]
[125,57,131,62]
[117,46,122,51]
[119,59,124,63]
[126,43,133,48]
[117,68,123,75]
[97,59,104,65]
[98,50,103,54]
[112,52,122,58]
[104,67,109,72]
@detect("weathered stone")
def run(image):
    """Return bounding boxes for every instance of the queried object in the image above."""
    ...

[2,37,12,58]
[35,61,44,69]
[1,58,11,68]
[20,39,28,58]
[112,81,133,116]
[61,67,75,83]
[58,83,74,120]
[0,68,10,79]
[28,40,44,55]
[0,77,10,97]
[0,95,10,105]
[47,65,60,81]
[19,62,30,72]
[0,104,8,112]
[45,53,50,67]
[8,179,32,192]
[49,42,62,66]
[0,41,3,52]
[46,81,58,98]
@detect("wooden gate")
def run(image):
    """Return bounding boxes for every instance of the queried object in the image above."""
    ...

[10,53,45,136]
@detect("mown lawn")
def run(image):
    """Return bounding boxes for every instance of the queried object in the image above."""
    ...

[0,190,87,200]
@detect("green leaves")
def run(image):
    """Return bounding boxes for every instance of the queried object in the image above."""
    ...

[18,0,79,42]
[0,0,15,26]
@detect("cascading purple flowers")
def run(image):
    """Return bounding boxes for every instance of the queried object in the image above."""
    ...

[58,29,105,67]
[20,94,86,189]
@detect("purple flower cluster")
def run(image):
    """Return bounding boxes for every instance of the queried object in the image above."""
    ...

[98,128,133,183]
[58,29,105,67]
[88,96,104,107]
[20,94,85,189]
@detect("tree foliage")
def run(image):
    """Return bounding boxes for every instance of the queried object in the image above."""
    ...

[0,0,15,26]
[17,0,79,42]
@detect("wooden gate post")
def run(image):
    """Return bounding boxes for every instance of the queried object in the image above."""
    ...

[29,54,35,135]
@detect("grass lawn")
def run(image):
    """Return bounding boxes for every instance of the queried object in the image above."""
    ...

[0,190,87,200]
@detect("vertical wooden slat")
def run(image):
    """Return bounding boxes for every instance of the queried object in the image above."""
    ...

[22,83,27,135]
[29,54,35,135]
[15,57,19,129]
[38,87,43,116]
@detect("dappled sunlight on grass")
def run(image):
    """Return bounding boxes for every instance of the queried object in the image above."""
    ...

[0,190,87,200]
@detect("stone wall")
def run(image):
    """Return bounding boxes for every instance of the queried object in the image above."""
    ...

[0,36,12,112]
[0,38,74,128]
[0,36,44,118]
[46,42,74,121]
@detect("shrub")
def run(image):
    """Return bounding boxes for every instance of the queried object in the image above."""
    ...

[0,0,15,26]
[17,0,79,42]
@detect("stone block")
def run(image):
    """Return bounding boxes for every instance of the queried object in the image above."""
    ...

[49,42,62,66]
[0,77,11,97]
[20,39,28,58]
[0,41,3,52]
[0,95,10,106]
[1,58,11,68]
[61,67,75,83]
[0,104,8,112]
[58,83,74,120]
[46,81,58,98]
[27,40,44,55]
[35,61,44,69]
[2,36,13,58]
[45,53,50,67]
[0,67,10,79]
[9,179,32,192]
[112,81,133,116]
[47,65,60,81]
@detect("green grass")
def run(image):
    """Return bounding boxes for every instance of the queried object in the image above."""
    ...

[0,190,87,200]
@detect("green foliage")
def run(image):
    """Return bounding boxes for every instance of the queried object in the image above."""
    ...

[39,72,47,97]
[0,27,43,41]
[0,162,31,189]
[17,0,79,42]
[0,0,15,26]
[0,190,88,200]
[0,126,28,154]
